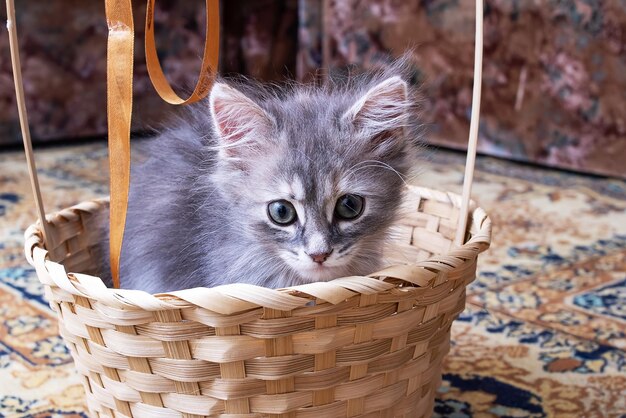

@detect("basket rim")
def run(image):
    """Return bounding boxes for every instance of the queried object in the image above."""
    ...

[24,186,491,314]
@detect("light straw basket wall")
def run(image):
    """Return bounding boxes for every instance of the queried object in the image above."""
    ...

[24,186,491,417]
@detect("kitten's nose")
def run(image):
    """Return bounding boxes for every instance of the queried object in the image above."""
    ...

[307,250,333,264]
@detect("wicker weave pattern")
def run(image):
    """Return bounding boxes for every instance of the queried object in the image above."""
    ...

[25,186,490,418]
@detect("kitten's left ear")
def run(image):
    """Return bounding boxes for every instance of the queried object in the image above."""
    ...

[342,76,410,153]
[209,82,275,160]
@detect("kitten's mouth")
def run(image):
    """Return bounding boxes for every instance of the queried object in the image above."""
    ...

[279,252,350,282]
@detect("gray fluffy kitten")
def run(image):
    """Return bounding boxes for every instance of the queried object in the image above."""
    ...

[97,64,420,293]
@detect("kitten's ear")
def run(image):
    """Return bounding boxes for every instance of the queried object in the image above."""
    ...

[209,83,274,152]
[342,76,410,154]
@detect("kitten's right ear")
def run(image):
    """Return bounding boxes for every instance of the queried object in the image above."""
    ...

[209,83,274,153]
[342,76,410,157]
[342,76,409,129]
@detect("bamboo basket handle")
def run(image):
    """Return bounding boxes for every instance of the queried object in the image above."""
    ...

[105,0,220,287]
[7,0,220,288]
[318,0,484,243]
[145,0,220,105]
[106,0,219,288]
[455,0,484,246]
[105,0,135,289]
[10,0,478,283]
[6,0,50,244]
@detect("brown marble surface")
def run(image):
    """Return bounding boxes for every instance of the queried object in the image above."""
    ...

[298,0,626,178]
[0,1,297,145]
[3,0,625,177]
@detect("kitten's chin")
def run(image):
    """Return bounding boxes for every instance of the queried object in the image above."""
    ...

[296,265,349,283]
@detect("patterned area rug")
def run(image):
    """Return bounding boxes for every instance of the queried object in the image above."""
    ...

[1,142,625,417]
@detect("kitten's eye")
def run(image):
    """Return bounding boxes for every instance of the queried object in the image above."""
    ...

[267,200,297,226]
[335,194,364,220]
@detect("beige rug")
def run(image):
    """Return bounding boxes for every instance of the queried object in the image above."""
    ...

[1,142,625,417]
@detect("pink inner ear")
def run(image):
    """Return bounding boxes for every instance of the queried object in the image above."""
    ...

[347,77,408,133]
[368,127,404,158]
[213,100,244,143]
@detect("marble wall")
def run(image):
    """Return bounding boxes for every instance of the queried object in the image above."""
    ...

[0,1,297,144]
[2,0,624,177]
[298,0,626,178]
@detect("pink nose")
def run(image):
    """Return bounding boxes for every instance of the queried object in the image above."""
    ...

[308,251,332,264]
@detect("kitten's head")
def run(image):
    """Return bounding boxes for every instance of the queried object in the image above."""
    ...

[207,69,419,284]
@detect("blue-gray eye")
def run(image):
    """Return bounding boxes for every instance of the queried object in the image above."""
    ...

[268,200,297,225]
[335,194,364,220]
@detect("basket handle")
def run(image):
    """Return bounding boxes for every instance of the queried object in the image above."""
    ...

[105,0,135,290]
[6,0,50,244]
[454,0,484,246]
[106,0,220,288]
[145,0,220,105]
[10,0,478,282]
[7,0,220,288]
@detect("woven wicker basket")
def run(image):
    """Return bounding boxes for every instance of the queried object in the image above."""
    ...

[24,186,490,417]
[9,0,490,414]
